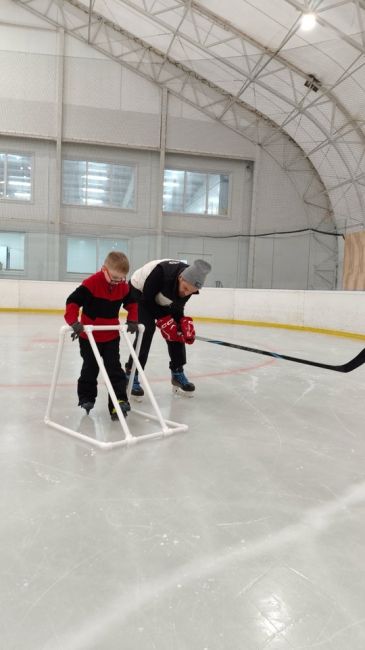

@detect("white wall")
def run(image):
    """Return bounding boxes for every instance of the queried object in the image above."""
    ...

[1,280,364,336]
[0,0,338,290]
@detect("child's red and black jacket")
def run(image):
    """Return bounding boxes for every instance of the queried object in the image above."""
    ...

[64,270,138,342]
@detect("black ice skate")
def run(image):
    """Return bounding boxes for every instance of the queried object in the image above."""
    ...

[79,400,95,415]
[125,365,144,399]
[171,368,195,396]
[110,399,131,421]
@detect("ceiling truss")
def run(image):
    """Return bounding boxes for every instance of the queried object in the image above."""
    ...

[12,0,365,234]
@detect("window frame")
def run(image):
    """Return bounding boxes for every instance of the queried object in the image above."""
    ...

[62,157,137,211]
[162,166,231,218]
[0,151,33,203]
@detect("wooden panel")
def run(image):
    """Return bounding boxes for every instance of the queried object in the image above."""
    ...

[343,231,365,290]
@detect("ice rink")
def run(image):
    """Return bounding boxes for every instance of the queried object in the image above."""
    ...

[2,312,365,649]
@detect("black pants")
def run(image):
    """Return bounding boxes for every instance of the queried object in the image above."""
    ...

[126,293,186,373]
[78,337,127,414]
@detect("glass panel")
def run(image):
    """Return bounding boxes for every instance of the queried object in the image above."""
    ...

[97,239,129,268]
[163,169,229,216]
[163,169,184,212]
[67,237,96,273]
[110,164,135,209]
[5,154,32,201]
[219,174,229,215]
[0,245,7,269]
[66,238,130,274]
[63,160,135,208]
[86,161,110,206]
[63,160,87,205]
[208,173,229,215]
[185,172,206,214]
[0,154,5,199]
[0,232,25,269]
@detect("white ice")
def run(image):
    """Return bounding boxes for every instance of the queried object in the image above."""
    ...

[1,313,365,649]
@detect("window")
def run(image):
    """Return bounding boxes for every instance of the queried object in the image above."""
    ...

[163,169,229,216]
[66,237,129,274]
[0,153,32,201]
[62,160,135,209]
[0,232,25,270]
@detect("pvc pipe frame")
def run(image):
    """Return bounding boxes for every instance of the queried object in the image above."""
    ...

[44,324,188,450]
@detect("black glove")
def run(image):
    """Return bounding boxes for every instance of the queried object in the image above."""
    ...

[70,321,84,341]
[126,320,139,334]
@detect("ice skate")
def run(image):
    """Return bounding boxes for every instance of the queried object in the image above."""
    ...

[110,399,131,421]
[79,400,95,415]
[171,368,195,397]
[125,366,144,400]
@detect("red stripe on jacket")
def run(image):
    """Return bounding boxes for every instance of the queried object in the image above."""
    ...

[64,271,137,342]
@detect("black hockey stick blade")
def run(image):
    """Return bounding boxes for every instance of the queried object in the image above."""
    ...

[196,336,365,373]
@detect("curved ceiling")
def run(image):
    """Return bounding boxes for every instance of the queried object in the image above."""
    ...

[13,0,365,233]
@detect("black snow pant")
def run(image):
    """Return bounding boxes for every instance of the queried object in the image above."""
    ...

[126,294,186,373]
[78,336,127,414]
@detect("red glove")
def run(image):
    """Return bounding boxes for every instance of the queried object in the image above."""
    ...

[179,316,195,344]
[156,315,185,343]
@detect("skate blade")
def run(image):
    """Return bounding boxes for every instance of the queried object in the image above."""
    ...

[80,406,91,415]
[172,386,194,398]
[131,394,144,403]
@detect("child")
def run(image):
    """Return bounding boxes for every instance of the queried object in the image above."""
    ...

[64,251,138,420]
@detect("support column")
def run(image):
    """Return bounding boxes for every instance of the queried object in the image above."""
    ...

[247,144,262,288]
[156,87,168,259]
[48,27,65,280]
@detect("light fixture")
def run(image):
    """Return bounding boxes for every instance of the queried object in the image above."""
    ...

[300,12,317,30]
[304,73,321,92]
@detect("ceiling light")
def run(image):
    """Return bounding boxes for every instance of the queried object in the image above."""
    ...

[300,12,317,30]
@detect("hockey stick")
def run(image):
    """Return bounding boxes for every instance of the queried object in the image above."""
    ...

[196,336,365,373]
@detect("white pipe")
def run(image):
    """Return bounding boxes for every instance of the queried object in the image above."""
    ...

[84,326,132,441]
[44,324,68,421]
[126,324,144,399]
[122,330,170,434]
[44,324,188,450]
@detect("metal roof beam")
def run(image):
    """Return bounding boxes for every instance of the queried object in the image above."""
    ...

[284,0,365,55]
[11,0,365,223]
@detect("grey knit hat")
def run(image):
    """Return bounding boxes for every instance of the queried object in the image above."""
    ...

[181,259,211,289]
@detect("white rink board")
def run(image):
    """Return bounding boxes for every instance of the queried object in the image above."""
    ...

[0,280,365,335]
